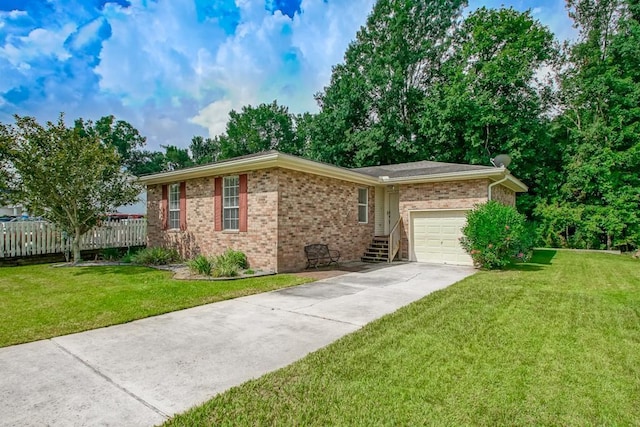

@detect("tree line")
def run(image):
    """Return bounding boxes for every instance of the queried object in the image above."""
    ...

[2,0,638,252]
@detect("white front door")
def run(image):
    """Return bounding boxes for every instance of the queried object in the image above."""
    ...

[410,210,472,265]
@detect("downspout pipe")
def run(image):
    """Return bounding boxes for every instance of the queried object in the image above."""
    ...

[487,170,509,201]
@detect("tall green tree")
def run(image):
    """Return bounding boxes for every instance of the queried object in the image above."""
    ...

[189,135,221,165]
[0,114,140,262]
[294,112,317,157]
[310,0,467,167]
[162,145,194,170]
[73,115,155,177]
[126,150,167,176]
[218,100,301,159]
[80,115,146,166]
[420,7,558,215]
[550,0,640,249]
[125,145,194,175]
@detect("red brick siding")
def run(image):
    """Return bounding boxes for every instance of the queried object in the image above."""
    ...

[276,169,375,272]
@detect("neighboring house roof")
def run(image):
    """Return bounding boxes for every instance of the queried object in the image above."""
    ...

[138,150,528,192]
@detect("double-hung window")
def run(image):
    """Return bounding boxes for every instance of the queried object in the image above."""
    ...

[168,183,180,229]
[358,188,368,223]
[223,176,240,230]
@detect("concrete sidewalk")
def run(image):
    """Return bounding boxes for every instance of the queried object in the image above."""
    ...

[0,262,474,426]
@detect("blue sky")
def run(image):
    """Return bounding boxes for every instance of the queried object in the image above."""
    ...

[0,0,572,151]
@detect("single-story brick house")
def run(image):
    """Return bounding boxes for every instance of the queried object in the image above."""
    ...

[139,150,527,272]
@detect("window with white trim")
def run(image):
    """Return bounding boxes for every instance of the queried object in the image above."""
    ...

[358,188,368,223]
[168,183,180,230]
[223,176,240,230]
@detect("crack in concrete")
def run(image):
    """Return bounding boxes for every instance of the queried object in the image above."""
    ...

[402,272,421,282]
[278,308,364,328]
[50,339,170,420]
[236,299,363,327]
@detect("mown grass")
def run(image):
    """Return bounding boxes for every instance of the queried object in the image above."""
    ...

[166,250,640,426]
[0,265,311,347]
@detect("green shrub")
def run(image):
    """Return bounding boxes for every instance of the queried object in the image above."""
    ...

[187,254,213,276]
[244,268,255,275]
[131,247,181,265]
[460,201,534,269]
[120,247,143,264]
[100,247,123,261]
[212,257,239,277]
[211,249,249,277]
[224,249,249,269]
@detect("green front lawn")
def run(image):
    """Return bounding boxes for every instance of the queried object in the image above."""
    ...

[166,250,640,426]
[0,265,311,347]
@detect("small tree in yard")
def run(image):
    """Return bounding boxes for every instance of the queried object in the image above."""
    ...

[0,135,10,205]
[460,201,534,269]
[1,114,140,263]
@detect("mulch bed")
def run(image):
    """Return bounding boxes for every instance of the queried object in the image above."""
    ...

[52,261,274,281]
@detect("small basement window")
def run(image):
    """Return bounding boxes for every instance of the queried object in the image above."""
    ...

[358,188,368,223]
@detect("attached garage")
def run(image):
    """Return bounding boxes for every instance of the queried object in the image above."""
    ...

[410,210,473,266]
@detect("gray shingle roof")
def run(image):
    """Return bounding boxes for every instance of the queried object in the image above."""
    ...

[351,160,495,179]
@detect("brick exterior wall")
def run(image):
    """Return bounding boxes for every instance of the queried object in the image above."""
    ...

[146,167,374,272]
[396,180,518,259]
[147,167,519,271]
[276,169,375,272]
[397,179,489,260]
[147,169,279,271]
[491,184,516,206]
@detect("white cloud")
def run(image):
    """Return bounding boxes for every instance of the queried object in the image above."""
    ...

[0,9,27,20]
[190,0,373,136]
[0,24,75,66]
[68,17,105,51]
[8,10,27,19]
[190,98,236,137]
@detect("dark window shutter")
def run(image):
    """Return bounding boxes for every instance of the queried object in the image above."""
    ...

[179,181,187,231]
[161,184,168,230]
[214,177,222,231]
[239,174,248,232]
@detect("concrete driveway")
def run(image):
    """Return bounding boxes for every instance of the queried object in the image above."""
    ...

[0,262,474,426]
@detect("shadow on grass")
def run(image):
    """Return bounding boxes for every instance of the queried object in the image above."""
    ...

[531,249,557,265]
[69,265,170,277]
[507,249,557,272]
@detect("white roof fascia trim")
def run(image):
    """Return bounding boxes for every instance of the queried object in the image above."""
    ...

[138,152,280,184]
[501,175,528,192]
[139,152,378,186]
[379,169,528,192]
[138,152,527,192]
[276,155,378,185]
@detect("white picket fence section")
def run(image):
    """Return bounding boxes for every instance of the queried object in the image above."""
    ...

[0,219,146,258]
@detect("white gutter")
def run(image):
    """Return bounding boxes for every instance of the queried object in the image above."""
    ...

[378,168,505,184]
[137,152,280,184]
[487,169,509,201]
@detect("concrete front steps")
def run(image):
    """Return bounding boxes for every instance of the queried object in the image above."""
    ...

[361,236,390,263]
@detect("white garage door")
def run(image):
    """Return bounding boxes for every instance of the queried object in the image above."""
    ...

[411,210,473,266]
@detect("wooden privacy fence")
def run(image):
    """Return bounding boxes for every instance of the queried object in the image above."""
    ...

[0,219,147,258]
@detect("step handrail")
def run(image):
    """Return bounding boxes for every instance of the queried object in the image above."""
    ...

[388,217,402,262]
